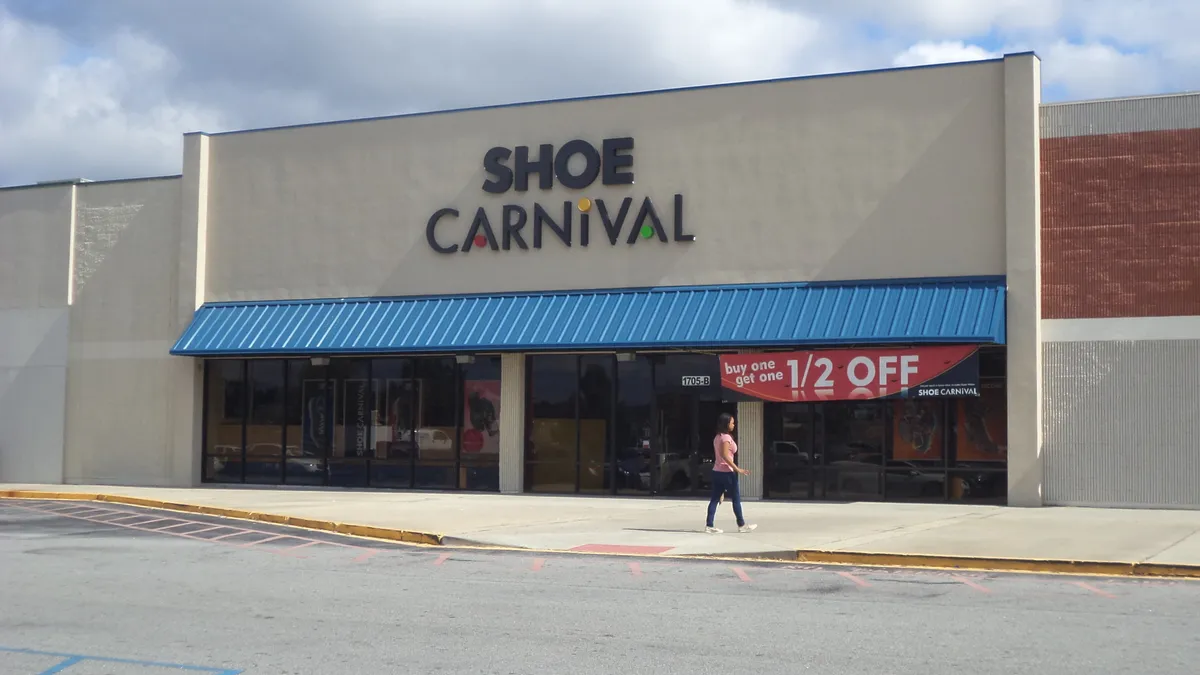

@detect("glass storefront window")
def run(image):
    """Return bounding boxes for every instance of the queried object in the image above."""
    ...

[764,364,1008,504]
[204,360,245,483]
[614,356,653,495]
[329,359,371,487]
[371,358,415,488]
[822,401,885,500]
[414,357,458,490]
[285,359,330,485]
[578,355,615,494]
[951,379,1007,504]
[246,360,285,484]
[525,355,579,493]
[765,403,816,499]
[460,357,501,491]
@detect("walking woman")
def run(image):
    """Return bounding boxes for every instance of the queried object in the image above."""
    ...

[706,413,757,534]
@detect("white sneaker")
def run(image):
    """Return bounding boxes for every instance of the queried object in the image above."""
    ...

[705,526,723,534]
[738,524,758,533]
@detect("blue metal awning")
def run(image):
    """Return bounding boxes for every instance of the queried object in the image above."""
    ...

[170,276,1006,356]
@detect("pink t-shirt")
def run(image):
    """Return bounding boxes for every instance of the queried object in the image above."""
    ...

[713,433,737,472]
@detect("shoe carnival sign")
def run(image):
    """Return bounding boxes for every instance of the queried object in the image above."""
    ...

[425,137,696,254]
[719,346,981,402]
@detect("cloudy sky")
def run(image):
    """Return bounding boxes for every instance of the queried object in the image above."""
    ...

[1,0,1196,187]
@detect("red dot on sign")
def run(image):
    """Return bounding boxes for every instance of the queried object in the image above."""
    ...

[473,235,487,248]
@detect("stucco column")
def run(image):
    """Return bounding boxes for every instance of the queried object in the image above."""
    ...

[736,399,764,500]
[169,132,210,487]
[1003,53,1044,506]
[499,353,526,493]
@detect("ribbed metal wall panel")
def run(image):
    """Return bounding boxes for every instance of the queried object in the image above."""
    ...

[170,277,1006,356]
[498,353,525,494]
[1043,339,1200,507]
[736,400,764,500]
[1041,92,1200,138]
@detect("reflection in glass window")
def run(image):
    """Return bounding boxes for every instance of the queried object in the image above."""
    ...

[526,355,579,493]
[370,358,414,488]
[415,357,458,489]
[823,402,885,500]
[615,356,653,495]
[284,359,328,485]
[204,360,245,483]
[205,355,502,492]
[578,356,614,494]
[245,360,285,484]
[765,403,816,499]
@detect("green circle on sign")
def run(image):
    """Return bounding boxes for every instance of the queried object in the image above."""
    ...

[640,225,654,239]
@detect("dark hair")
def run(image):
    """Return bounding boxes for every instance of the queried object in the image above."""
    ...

[715,413,735,435]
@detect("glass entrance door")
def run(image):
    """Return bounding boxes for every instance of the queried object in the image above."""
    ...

[656,392,698,495]
[656,394,736,496]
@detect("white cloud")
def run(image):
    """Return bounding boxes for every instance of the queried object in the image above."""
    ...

[1,0,1200,186]
[1040,40,1165,100]
[892,40,1000,68]
[0,9,222,184]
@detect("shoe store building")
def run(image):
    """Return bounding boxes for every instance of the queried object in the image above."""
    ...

[3,52,1195,508]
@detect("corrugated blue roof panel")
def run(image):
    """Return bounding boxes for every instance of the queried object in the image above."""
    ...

[170,276,1007,356]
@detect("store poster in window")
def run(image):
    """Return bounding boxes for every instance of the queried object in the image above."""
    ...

[956,383,1007,461]
[301,379,335,457]
[343,379,372,458]
[463,380,500,454]
[892,399,944,461]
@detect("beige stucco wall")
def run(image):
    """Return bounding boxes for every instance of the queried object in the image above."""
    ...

[202,59,1010,303]
[1004,54,1043,507]
[62,178,190,486]
[0,185,72,483]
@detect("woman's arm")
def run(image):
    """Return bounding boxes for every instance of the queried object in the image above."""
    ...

[722,440,749,475]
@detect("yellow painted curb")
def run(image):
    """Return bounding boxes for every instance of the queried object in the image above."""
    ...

[0,490,444,547]
[793,550,1200,579]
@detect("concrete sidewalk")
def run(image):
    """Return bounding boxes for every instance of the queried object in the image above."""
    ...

[4,483,1200,573]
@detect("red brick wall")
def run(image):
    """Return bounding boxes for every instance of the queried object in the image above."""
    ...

[1041,128,1200,319]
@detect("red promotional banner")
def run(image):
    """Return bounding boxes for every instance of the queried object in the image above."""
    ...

[719,345,980,403]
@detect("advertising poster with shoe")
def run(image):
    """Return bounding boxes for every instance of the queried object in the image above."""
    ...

[462,380,501,454]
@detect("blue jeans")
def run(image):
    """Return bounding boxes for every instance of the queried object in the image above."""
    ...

[706,470,744,528]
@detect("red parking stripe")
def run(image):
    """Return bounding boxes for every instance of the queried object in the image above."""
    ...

[836,571,870,588]
[531,558,545,572]
[210,529,255,541]
[732,567,752,582]
[156,522,200,531]
[953,575,992,593]
[281,540,322,552]
[628,562,643,577]
[176,525,226,536]
[1074,581,1116,598]
[239,534,290,547]
[102,514,154,524]
[353,550,380,563]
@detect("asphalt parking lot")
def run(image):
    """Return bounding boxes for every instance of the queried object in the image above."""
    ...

[3,499,1200,674]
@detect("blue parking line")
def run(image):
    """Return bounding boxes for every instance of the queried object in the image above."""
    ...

[38,655,83,674]
[0,646,243,674]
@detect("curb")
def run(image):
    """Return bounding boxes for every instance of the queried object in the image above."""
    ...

[5,491,1199,579]
[791,550,1200,579]
[0,490,444,547]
